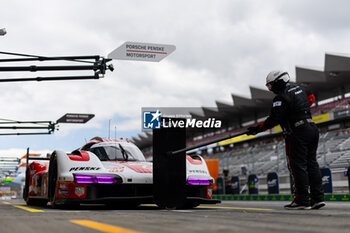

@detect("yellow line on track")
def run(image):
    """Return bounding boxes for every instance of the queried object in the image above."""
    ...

[2,202,45,212]
[198,206,274,211]
[140,204,157,207]
[70,220,144,233]
[12,205,46,212]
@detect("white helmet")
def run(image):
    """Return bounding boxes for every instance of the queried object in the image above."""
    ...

[265,70,290,91]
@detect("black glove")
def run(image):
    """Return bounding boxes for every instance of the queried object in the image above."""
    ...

[247,126,262,135]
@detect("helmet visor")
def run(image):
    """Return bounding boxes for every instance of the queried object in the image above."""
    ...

[266,82,273,91]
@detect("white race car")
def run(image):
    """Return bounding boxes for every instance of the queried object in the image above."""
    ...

[23,137,218,208]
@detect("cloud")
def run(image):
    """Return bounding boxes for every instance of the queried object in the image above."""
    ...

[1,0,350,153]
[0,148,50,158]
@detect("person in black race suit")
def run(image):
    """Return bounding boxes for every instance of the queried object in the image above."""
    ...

[247,70,325,210]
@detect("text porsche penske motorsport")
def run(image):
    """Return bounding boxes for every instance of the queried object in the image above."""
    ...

[23,137,217,208]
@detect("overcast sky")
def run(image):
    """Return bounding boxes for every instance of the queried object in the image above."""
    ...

[1,0,350,157]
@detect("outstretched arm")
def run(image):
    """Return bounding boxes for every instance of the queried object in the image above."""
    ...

[247,96,288,135]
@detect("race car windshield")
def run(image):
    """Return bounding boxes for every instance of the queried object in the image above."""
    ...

[90,144,146,162]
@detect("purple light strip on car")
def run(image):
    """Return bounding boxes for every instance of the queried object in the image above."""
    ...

[187,177,211,185]
[96,175,117,184]
[74,174,117,184]
[75,174,95,184]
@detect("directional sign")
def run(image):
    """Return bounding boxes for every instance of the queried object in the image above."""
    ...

[56,113,94,124]
[108,42,176,62]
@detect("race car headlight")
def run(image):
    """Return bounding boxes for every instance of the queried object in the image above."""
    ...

[187,177,213,185]
[74,174,122,184]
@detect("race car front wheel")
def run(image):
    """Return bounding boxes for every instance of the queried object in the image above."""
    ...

[26,198,47,207]
[184,201,200,209]
[22,168,30,201]
[48,154,59,208]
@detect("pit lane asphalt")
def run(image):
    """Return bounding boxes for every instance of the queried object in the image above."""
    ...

[1,199,350,233]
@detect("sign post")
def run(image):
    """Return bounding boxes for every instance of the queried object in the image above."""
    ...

[320,167,333,193]
[267,172,279,194]
[56,113,94,124]
[248,174,259,194]
[108,42,176,62]
[230,176,240,195]
[216,177,225,195]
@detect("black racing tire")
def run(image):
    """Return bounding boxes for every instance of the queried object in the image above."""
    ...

[183,201,200,209]
[48,155,59,208]
[22,168,30,201]
[26,198,48,207]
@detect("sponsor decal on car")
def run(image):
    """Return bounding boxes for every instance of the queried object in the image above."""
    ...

[59,183,69,189]
[108,167,125,173]
[59,189,69,195]
[189,169,208,175]
[207,185,213,199]
[75,187,85,197]
[69,167,101,172]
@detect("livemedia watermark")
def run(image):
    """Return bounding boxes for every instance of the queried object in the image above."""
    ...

[141,107,223,132]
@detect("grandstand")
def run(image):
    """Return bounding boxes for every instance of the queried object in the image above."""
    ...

[132,52,350,194]
[204,128,350,194]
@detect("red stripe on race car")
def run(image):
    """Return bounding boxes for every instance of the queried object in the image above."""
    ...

[122,163,152,173]
[68,151,90,161]
[186,155,203,165]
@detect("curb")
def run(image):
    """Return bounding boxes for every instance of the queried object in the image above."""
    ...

[213,194,350,201]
